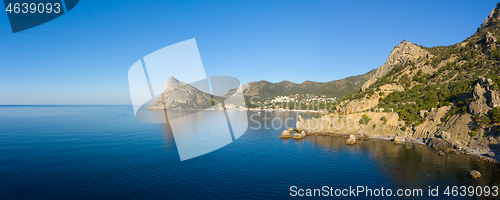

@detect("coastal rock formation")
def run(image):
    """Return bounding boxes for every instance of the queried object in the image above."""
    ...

[426,136,455,151]
[296,115,305,132]
[362,41,430,91]
[346,134,356,145]
[149,77,217,110]
[279,130,292,139]
[393,136,403,144]
[437,150,446,156]
[292,132,304,139]
[469,170,481,179]
[296,112,400,136]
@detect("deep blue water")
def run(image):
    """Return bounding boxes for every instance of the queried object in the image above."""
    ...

[0,106,499,199]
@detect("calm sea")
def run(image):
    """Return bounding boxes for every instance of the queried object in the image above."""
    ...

[0,106,499,199]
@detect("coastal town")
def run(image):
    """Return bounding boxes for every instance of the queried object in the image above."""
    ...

[242,94,337,113]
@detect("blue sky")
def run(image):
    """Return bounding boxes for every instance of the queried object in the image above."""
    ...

[0,0,497,105]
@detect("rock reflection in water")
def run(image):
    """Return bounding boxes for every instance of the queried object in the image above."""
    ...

[303,135,500,189]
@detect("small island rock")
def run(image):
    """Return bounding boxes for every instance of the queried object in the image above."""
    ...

[393,136,403,144]
[469,170,481,179]
[346,134,356,145]
[279,130,292,139]
[292,132,303,139]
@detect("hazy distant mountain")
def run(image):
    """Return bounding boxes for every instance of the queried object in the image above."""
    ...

[239,69,376,99]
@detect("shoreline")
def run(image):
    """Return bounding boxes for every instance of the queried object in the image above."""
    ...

[369,135,499,165]
[290,131,500,166]
[148,107,322,112]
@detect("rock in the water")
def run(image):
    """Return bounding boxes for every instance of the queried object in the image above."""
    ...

[437,150,446,156]
[288,127,293,132]
[279,130,292,139]
[469,170,481,179]
[292,132,303,139]
[301,131,306,137]
[487,152,496,157]
[346,134,356,145]
[393,136,403,144]
[296,121,304,132]
[426,137,455,151]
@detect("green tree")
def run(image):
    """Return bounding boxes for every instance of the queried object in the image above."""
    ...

[492,107,500,123]
[359,114,371,125]
[381,116,387,124]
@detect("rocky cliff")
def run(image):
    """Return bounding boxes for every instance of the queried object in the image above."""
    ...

[296,112,401,138]
[361,41,430,91]
[297,4,500,158]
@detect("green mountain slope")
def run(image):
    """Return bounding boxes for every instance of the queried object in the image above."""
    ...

[241,69,376,99]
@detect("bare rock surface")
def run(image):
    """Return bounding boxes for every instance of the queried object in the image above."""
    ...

[346,134,356,145]
[362,41,429,91]
[469,170,481,179]
[279,130,292,139]
[393,136,404,144]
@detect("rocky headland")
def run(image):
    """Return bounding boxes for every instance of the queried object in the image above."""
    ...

[278,4,500,169]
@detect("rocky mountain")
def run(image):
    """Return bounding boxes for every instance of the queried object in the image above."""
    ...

[148,76,218,110]
[240,69,376,99]
[329,3,500,152]
[361,41,430,91]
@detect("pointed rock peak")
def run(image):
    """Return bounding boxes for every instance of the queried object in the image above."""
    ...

[361,40,429,91]
[166,76,179,83]
[482,3,500,27]
[164,76,185,92]
[386,40,428,65]
[399,40,412,45]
